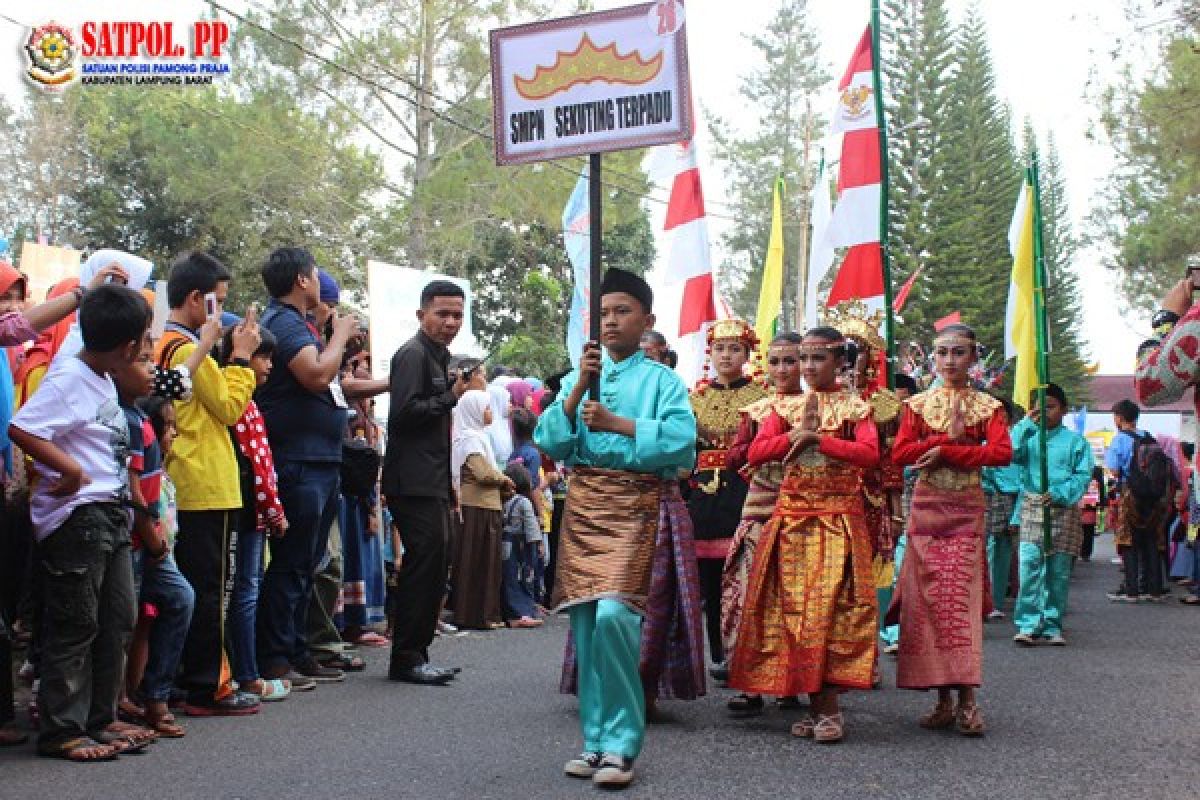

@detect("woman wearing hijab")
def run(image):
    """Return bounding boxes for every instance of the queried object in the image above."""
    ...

[486,378,515,465]
[450,390,515,630]
[506,379,534,412]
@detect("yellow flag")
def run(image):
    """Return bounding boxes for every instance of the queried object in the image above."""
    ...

[1006,180,1037,408]
[755,180,785,349]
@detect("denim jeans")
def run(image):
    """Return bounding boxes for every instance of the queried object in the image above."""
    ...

[1123,524,1163,596]
[139,555,195,701]
[229,524,264,684]
[258,461,340,672]
[36,503,135,749]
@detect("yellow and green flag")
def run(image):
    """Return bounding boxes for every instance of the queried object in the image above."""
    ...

[754,179,785,348]
[1005,178,1037,409]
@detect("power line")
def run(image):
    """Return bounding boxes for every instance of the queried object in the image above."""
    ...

[238,0,718,204]
[217,0,740,219]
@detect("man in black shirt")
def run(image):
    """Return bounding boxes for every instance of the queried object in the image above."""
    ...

[382,280,468,684]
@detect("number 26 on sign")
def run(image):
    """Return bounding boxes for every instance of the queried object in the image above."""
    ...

[651,0,684,36]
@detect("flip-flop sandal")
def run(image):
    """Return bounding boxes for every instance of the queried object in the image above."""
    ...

[105,721,158,748]
[144,710,186,739]
[352,632,390,647]
[94,731,149,755]
[40,736,118,762]
[244,678,291,701]
[117,700,147,725]
[319,653,366,672]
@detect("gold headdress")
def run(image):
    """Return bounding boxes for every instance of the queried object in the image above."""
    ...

[823,299,885,353]
[823,299,887,393]
[697,318,763,392]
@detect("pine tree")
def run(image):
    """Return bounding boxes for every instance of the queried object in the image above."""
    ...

[708,0,829,327]
[921,9,1021,357]
[879,0,957,341]
[1030,128,1091,402]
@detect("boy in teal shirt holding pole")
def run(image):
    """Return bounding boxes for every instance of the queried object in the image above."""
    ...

[1010,383,1094,646]
[535,268,696,789]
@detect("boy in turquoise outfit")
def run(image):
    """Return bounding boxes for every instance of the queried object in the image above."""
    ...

[1010,383,1094,646]
[982,399,1022,619]
[535,268,696,789]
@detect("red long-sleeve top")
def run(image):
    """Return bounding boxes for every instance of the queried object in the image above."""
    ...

[726,413,757,473]
[746,408,880,470]
[891,405,1012,469]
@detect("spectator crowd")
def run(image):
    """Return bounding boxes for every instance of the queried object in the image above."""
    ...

[0,247,558,761]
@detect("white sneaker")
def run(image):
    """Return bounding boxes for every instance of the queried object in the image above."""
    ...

[1012,632,1036,646]
[436,621,466,637]
[564,751,603,778]
[592,754,635,788]
[987,610,1006,621]
[883,642,899,655]
[1044,633,1066,646]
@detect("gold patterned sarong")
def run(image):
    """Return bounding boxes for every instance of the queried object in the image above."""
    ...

[728,464,878,696]
[552,467,662,614]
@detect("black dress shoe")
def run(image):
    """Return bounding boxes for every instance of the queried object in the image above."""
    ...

[423,665,459,680]
[389,664,453,685]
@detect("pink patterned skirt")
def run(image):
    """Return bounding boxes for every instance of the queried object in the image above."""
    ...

[886,479,990,689]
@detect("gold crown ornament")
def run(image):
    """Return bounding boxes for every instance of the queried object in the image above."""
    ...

[697,318,764,392]
[823,299,886,353]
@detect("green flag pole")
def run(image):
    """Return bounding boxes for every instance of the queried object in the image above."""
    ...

[1029,149,1053,551]
[870,0,895,390]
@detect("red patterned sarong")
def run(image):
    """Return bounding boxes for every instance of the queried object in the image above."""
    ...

[728,466,877,696]
[886,478,989,689]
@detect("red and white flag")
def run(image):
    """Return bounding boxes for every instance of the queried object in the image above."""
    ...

[825,26,885,313]
[645,139,728,383]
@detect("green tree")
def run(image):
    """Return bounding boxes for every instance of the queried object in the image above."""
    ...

[880,0,956,340]
[0,91,89,248]
[66,87,382,308]
[1092,11,1200,313]
[708,0,828,327]
[230,0,654,350]
[920,9,1020,355]
[468,214,654,378]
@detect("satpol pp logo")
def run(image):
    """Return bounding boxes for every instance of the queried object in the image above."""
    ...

[25,22,79,89]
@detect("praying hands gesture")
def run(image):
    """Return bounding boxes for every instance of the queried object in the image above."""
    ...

[948,393,966,441]
[785,394,821,460]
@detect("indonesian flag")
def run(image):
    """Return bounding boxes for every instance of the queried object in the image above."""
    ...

[825,26,885,313]
[645,140,728,383]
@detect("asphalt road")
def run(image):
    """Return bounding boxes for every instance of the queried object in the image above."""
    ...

[2,533,1197,799]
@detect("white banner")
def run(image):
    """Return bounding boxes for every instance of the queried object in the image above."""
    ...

[490,1,693,165]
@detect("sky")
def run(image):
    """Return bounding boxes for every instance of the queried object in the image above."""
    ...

[0,0,1160,372]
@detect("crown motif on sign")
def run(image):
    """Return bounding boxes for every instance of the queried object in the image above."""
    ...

[513,33,664,100]
[823,299,885,352]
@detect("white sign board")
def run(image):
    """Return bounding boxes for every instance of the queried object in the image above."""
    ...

[490,1,693,165]
[367,260,480,423]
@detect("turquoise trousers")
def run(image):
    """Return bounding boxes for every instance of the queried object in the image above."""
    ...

[880,534,905,646]
[569,599,645,759]
[988,532,1015,610]
[1013,542,1074,637]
